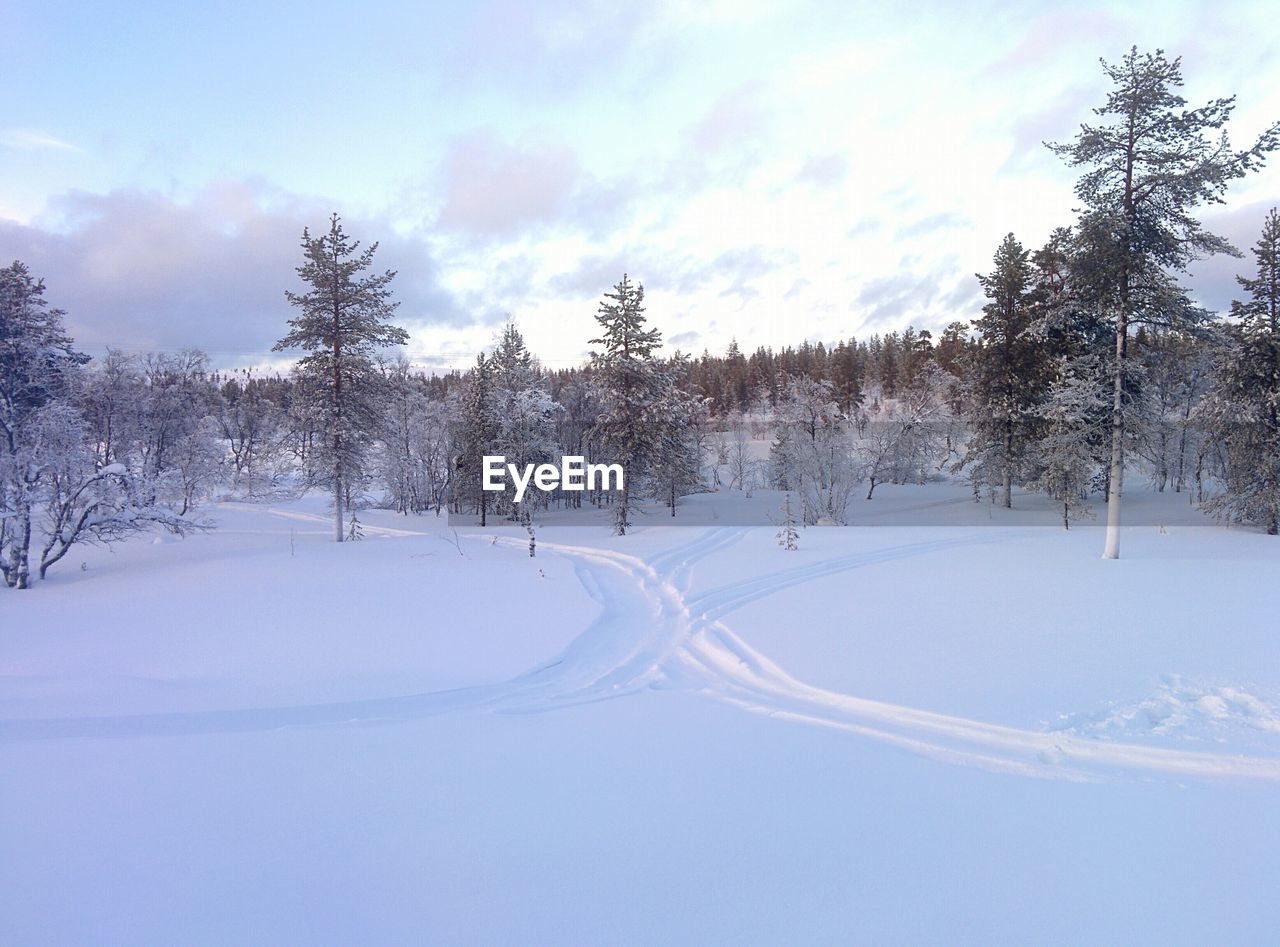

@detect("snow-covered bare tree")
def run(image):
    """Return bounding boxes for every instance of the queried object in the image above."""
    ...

[770,375,857,524]
[725,409,758,492]
[80,348,139,468]
[273,214,407,542]
[215,370,285,497]
[859,363,952,500]
[379,357,452,515]
[1128,329,1214,493]
[2,263,204,588]
[1027,357,1108,528]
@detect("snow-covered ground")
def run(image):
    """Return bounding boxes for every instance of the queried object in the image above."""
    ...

[3,487,1279,944]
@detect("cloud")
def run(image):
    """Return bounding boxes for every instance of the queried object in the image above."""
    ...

[999,84,1100,174]
[1,129,82,153]
[895,212,970,240]
[667,329,701,349]
[446,0,660,97]
[984,11,1129,77]
[435,132,581,237]
[855,272,947,329]
[690,83,771,155]
[796,153,847,188]
[1188,200,1277,313]
[548,255,648,299]
[0,181,466,362]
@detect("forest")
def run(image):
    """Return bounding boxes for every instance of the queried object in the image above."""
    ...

[3,48,1279,588]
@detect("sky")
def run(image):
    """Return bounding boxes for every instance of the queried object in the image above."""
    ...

[2,0,1279,371]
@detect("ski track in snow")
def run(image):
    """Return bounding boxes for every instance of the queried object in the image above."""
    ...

[4,520,1279,786]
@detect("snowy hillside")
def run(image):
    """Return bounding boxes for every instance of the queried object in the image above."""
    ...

[3,490,1279,944]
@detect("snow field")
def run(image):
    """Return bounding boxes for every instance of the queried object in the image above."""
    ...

[2,489,1279,943]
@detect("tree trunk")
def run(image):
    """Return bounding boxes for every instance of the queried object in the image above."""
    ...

[333,462,345,543]
[1104,99,1137,561]
[11,496,31,589]
[1003,421,1013,509]
[1102,322,1126,560]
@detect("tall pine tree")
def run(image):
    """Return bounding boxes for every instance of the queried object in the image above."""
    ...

[273,215,407,542]
[589,274,666,535]
[1050,47,1279,559]
[454,352,499,526]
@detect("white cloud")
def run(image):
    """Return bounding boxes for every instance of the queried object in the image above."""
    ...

[1,129,82,153]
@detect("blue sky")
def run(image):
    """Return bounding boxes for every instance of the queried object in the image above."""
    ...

[2,0,1279,369]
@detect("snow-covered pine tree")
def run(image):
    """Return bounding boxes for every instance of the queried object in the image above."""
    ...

[1199,208,1280,533]
[1027,357,1108,529]
[1049,47,1279,559]
[588,274,668,535]
[0,262,88,588]
[272,214,407,542]
[777,492,799,550]
[491,320,559,519]
[346,512,364,541]
[962,233,1047,508]
[651,367,706,517]
[454,352,499,526]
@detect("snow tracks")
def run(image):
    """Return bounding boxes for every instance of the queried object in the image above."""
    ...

[4,527,1279,786]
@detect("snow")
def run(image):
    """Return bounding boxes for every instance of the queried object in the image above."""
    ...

[2,487,1279,943]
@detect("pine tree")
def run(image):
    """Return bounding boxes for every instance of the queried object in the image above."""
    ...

[1199,208,1280,533]
[963,234,1047,508]
[652,369,706,517]
[777,492,799,550]
[273,214,407,542]
[1049,47,1279,559]
[491,319,558,519]
[455,352,499,526]
[588,274,667,535]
